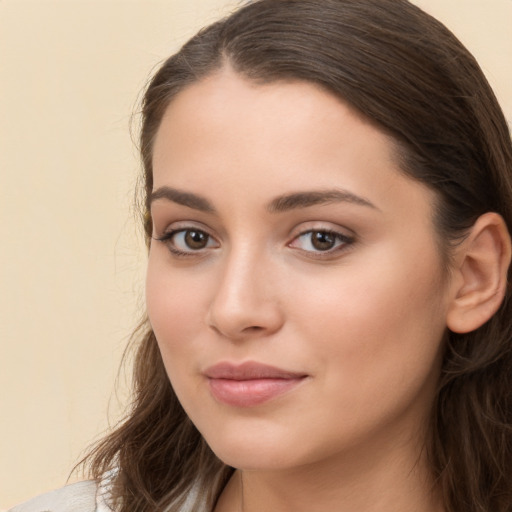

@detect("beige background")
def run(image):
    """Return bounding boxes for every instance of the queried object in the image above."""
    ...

[1,0,511,508]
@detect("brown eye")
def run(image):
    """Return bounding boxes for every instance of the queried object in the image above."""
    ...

[289,229,354,255]
[310,231,336,251]
[155,228,218,255]
[184,230,210,249]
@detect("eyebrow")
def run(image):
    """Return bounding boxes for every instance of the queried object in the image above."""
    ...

[149,186,377,213]
[267,189,378,213]
[150,186,216,212]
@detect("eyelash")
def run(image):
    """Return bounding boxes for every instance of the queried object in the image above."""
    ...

[289,229,354,257]
[154,227,354,259]
[154,228,218,258]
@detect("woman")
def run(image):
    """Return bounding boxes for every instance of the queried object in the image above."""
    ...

[11,0,512,511]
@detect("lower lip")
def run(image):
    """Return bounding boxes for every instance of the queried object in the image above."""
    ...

[208,377,305,407]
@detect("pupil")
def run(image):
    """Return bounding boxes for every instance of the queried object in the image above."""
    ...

[312,231,335,251]
[185,230,207,249]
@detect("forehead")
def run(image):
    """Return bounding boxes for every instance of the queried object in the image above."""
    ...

[153,69,394,177]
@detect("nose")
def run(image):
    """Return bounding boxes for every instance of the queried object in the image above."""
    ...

[206,247,284,340]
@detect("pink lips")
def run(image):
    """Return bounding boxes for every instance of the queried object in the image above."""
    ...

[204,362,307,407]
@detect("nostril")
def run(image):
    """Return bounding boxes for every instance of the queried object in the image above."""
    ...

[243,326,264,332]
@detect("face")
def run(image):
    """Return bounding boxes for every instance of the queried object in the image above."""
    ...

[146,68,453,472]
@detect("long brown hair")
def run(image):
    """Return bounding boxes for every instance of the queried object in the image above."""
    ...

[84,1,512,510]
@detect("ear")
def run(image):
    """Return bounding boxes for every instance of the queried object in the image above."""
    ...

[446,212,511,334]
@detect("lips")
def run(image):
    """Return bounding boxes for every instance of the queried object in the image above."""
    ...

[204,361,308,407]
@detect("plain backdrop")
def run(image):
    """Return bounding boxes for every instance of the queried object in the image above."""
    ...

[1,0,511,508]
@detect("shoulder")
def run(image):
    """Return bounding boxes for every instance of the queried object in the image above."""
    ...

[8,480,103,512]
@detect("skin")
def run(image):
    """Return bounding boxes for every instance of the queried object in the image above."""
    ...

[146,67,453,512]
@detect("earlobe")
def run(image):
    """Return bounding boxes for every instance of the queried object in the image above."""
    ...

[446,212,511,334]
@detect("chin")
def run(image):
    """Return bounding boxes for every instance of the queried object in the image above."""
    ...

[199,423,305,471]
[211,444,297,471]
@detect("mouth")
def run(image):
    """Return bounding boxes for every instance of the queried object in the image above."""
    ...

[203,361,308,407]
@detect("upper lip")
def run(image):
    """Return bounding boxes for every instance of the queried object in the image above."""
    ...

[203,361,307,380]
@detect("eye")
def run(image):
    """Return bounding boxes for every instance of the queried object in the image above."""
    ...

[154,228,219,256]
[289,229,353,254]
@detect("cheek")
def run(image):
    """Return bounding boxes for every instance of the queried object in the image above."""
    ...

[145,256,205,357]
[296,248,447,405]
[145,257,210,417]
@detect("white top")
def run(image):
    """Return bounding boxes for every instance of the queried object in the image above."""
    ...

[8,476,202,512]
[7,480,107,512]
